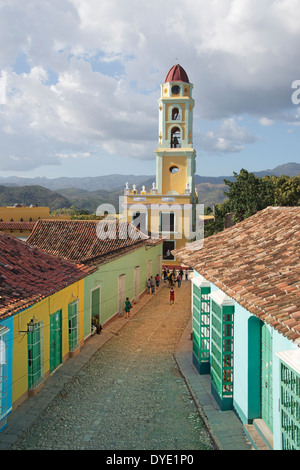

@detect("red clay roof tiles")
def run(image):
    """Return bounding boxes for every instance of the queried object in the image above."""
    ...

[0,232,95,319]
[174,207,300,346]
[0,222,36,231]
[27,219,158,264]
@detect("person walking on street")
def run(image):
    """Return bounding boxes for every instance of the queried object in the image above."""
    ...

[150,276,156,294]
[155,273,160,288]
[125,297,132,319]
[170,287,175,305]
[147,278,151,294]
[185,269,189,281]
[176,273,181,288]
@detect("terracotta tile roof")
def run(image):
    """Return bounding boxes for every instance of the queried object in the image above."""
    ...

[174,207,300,346]
[27,219,160,264]
[0,221,36,231]
[0,232,96,320]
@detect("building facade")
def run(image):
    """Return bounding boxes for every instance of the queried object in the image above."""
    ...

[175,207,300,450]
[27,219,162,338]
[0,233,93,429]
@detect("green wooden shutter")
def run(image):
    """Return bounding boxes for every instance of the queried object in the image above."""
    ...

[210,291,234,411]
[28,323,42,389]
[192,276,211,374]
[261,323,273,432]
[68,301,79,352]
[279,360,300,450]
[50,310,62,373]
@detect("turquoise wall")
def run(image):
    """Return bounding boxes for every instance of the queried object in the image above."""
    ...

[84,243,162,338]
[194,272,299,449]
[232,302,261,424]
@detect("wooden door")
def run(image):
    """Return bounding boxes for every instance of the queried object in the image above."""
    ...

[118,275,126,316]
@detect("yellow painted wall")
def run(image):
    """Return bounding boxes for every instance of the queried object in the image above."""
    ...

[124,192,195,267]
[0,230,32,239]
[162,155,187,194]
[12,279,84,407]
[0,206,50,222]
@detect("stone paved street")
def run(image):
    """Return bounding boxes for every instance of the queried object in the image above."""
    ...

[11,281,215,450]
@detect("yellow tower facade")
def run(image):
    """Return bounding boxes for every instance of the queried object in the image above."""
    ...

[124,64,198,268]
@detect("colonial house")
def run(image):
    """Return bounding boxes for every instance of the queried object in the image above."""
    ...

[0,232,95,431]
[26,219,163,337]
[0,205,50,240]
[0,221,36,240]
[174,206,300,450]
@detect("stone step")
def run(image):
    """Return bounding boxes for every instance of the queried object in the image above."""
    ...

[244,424,270,451]
[253,419,273,450]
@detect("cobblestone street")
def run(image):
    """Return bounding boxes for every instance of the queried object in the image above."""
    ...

[10,281,215,450]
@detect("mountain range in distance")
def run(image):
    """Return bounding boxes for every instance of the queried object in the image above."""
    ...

[0,162,299,212]
[0,162,299,192]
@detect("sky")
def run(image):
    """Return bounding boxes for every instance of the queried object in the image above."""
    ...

[0,0,299,180]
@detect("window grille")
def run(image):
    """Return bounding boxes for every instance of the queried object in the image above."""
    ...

[210,297,234,405]
[68,300,80,352]
[280,362,300,450]
[192,280,211,373]
[28,322,44,390]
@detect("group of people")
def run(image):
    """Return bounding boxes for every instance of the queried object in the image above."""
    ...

[163,266,190,305]
[147,273,161,294]
[163,267,188,287]
[126,266,190,316]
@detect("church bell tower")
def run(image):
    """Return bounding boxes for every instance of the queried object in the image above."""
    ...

[155,64,196,198]
[123,64,198,267]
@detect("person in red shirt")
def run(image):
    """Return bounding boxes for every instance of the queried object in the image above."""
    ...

[170,287,175,305]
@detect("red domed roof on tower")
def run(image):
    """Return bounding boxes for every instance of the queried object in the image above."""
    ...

[164,64,189,83]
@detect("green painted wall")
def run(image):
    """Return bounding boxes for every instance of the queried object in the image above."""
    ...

[83,243,162,338]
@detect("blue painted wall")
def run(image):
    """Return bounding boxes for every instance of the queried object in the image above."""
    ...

[0,316,13,431]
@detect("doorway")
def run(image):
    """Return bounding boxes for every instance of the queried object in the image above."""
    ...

[118,275,126,316]
[50,310,62,373]
[91,286,101,331]
[134,267,140,303]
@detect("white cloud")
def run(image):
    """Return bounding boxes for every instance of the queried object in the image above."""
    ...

[259,117,274,126]
[0,0,299,173]
[195,117,257,155]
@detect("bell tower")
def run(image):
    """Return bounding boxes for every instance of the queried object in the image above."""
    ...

[123,64,198,268]
[155,64,196,197]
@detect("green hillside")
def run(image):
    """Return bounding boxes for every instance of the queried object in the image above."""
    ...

[0,185,71,211]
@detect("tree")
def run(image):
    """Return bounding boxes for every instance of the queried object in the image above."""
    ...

[274,175,300,206]
[204,200,231,237]
[224,169,270,223]
[204,170,299,238]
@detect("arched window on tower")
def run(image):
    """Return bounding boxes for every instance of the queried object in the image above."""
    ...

[172,107,180,120]
[170,127,181,148]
